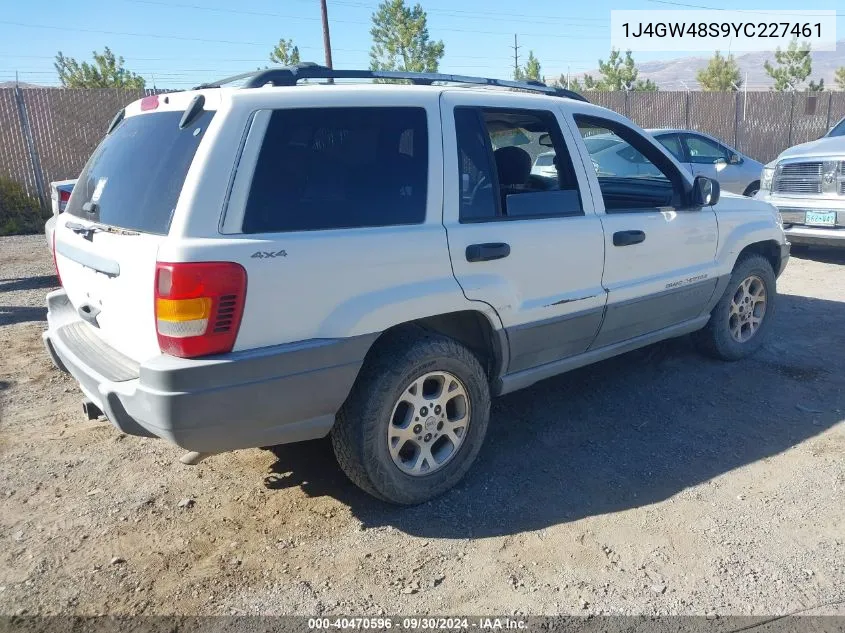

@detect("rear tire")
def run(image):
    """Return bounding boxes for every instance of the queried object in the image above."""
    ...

[331,327,491,505]
[694,254,776,361]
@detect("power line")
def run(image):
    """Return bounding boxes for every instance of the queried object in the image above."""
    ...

[0,17,607,50]
[646,0,844,17]
[120,1,609,38]
[127,0,610,26]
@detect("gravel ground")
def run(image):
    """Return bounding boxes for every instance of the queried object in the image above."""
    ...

[1,233,844,617]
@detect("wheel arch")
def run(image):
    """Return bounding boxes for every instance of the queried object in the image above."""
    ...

[742,180,761,197]
[735,239,783,277]
[365,310,508,387]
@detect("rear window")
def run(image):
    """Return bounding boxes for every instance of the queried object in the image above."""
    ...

[66,109,214,234]
[242,107,428,233]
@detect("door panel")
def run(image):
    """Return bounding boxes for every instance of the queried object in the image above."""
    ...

[567,113,719,348]
[594,209,718,347]
[440,91,607,374]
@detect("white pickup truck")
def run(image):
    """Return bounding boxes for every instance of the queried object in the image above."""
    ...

[44,66,789,504]
[756,115,845,248]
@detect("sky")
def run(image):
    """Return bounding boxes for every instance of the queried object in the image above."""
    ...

[0,0,843,89]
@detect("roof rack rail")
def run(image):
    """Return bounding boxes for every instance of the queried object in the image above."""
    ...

[193,63,589,103]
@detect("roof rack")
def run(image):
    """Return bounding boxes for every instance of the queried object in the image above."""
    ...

[193,63,589,103]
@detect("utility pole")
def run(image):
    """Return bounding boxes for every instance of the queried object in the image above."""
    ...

[320,0,334,69]
[511,34,521,79]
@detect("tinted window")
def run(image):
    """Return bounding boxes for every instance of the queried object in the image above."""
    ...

[455,108,498,221]
[67,110,214,235]
[242,107,428,233]
[684,134,730,164]
[655,133,685,161]
[576,116,684,213]
[455,107,582,222]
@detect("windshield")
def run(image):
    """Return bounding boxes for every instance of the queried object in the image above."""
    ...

[66,109,214,235]
[827,118,845,138]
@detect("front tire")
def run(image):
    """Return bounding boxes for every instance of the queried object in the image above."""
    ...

[331,328,491,505]
[694,254,776,361]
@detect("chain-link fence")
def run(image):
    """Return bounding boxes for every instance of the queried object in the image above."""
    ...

[2,87,845,213]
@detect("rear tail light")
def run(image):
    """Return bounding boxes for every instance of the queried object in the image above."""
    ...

[52,231,62,286]
[59,189,71,211]
[154,262,247,358]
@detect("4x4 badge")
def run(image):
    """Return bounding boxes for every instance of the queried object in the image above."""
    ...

[251,250,287,259]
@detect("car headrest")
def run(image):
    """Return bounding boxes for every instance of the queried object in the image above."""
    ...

[494,146,532,187]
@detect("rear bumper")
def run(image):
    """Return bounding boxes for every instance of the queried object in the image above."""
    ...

[43,290,376,452]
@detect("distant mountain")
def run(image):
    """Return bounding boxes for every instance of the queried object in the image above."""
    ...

[0,81,45,89]
[577,40,845,90]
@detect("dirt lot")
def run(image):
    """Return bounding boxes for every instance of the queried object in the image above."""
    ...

[1,234,844,617]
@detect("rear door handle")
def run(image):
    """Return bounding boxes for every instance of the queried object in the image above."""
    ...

[466,242,511,262]
[613,230,646,247]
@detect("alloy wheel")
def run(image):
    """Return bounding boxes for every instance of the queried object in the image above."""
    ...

[387,371,470,476]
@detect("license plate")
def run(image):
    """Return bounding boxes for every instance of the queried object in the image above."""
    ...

[805,211,836,226]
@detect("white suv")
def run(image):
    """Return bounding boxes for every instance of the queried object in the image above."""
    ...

[44,66,789,504]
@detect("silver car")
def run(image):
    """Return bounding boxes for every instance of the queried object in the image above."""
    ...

[648,129,764,197]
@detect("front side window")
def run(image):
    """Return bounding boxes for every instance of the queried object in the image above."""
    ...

[655,133,685,161]
[454,106,583,222]
[242,107,428,233]
[576,115,684,213]
[827,117,845,137]
[684,134,731,164]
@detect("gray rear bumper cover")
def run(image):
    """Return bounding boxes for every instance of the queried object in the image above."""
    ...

[43,290,376,452]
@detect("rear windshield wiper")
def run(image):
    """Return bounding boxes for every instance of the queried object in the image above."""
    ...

[65,220,139,238]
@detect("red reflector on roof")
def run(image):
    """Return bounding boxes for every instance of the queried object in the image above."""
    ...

[140,95,159,111]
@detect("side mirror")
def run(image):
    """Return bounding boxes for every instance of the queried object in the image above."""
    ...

[729,153,741,164]
[693,176,720,206]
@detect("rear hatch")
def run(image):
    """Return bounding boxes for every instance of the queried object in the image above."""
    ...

[54,95,216,363]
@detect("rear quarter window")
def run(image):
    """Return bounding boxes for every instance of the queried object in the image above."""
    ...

[241,107,428,233]
[67,109,214,235]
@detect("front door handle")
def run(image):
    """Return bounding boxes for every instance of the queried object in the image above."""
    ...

[466,242,511,262]
[613,230,646,247]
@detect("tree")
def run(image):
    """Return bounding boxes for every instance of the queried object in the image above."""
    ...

[590,49,656,91]
[369,0,444,73]
[696,51,741,91]
[763,40,812,91]
[523,51,541,81]
[551,74,598,92]
[806,78,825,92]
[54,47,145,89]
[836,67,845,90]
[269,38,301,66]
